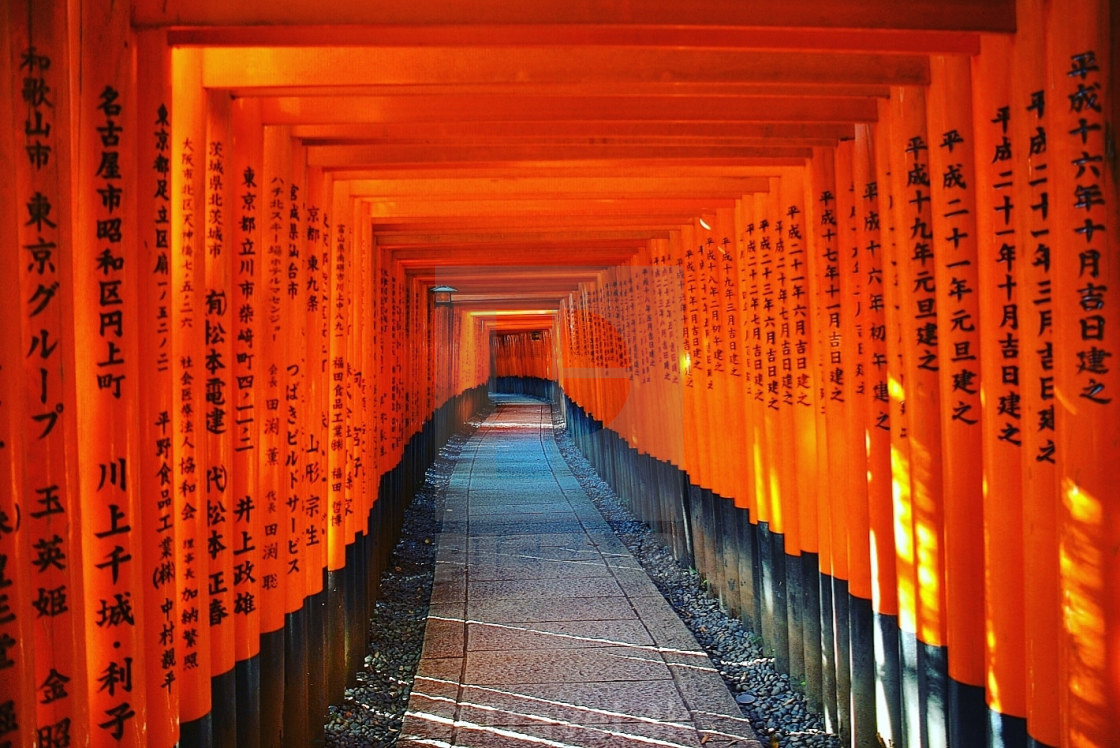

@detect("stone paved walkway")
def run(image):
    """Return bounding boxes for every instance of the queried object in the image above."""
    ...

[399,396,762,747]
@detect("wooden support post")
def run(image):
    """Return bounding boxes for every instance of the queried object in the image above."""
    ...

[926,53,988,742]
[229,95,265,748]
[805,156,838,734]
[202,87,238,747]
[134,29,181,748]
[871,107,910,747]
[971,32,1030,746]
[853,121,901,748]
[171,45,213,745]
[1009,2,1060,744]
[884,84,949,748]
[1046,3,1119,745]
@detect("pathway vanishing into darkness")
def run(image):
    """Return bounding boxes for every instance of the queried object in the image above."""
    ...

[399,396,762,747]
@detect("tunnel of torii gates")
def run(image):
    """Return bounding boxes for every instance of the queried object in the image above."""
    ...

[0,0,1116,746]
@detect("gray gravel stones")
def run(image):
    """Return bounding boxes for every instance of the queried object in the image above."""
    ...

[324,412,490,747]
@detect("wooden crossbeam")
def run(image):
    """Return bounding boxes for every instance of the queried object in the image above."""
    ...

[136,0,1015,33]
[262,94,877,125]
[394,248,638,266]
[309,144,815,168]
[347,177,770,200]
[202,47,929,89]
[329,164,797,181]
[171,25,981,55]
[290,121,856,145]
[375,231,660,246]
[245,83,892,102]
[362,197,736,220]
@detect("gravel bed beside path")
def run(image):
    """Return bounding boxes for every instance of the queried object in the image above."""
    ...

[324,408,490,747]
[325,398,841,747]
[549,405,841,748]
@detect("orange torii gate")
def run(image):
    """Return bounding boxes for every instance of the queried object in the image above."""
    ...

[1,1,1116,746]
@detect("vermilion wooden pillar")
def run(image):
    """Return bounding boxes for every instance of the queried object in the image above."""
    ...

[1046,2,1118,745]
[279,132,311,748]
[807,148,840,732]
[230,95,265,748]
[679,222,703,505]
[171,45,213,744]
[73,0,150,740]
[970,32,1030,746]
[135,29,180,748]
[871,108,910,747]
[308,170,329,720]
[777,172,809,696]
[203,87,238,747]
[840,126,887,748]
[853,121,902,748]
[832,140,861,745]
[254,123,288,748]
[1,6,45,746]
[926,54,988,742]
[14,1,94,745]
[1010,2,1060,743]
[806,153,842,725]
[787,172,825,714]
[326,180,351,707]
[884,84,949,748]
[698,214,725,595]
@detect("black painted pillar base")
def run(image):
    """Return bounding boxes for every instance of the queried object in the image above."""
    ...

[235,656,261,748]
[181,712,213,748]
[717,496,740,618]
[735,506,758,632]
[211,666,237,746]
[307,586,328,746]
[283,607,310,748]
[832,578,851,744]
[988,706,1029,748]
[873,611,902,748]
[1026,732,1059,748]
[326,567,347,705]
[899,629,921,748]
[800,553,822,715]
[848,595,875,747]
[918,639,949,748]
[949,678,988,747]
[786,549,805,690]
[818,572,838,734]
[259,628,285,746]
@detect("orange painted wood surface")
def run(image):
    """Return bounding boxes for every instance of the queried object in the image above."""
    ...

[3,3,1116,746]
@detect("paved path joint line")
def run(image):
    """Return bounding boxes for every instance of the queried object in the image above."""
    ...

[400,396,762,748]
